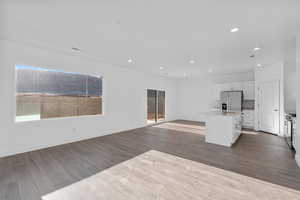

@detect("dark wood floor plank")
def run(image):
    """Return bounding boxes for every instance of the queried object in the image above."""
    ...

[11,155,41,200]
[0,158,21,200]
[1,120,300,200]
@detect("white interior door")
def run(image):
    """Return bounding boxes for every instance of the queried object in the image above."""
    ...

[258,81,280,135]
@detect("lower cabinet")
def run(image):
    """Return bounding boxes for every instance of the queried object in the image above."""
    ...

[242,110,254,129]
[206,113,242,147]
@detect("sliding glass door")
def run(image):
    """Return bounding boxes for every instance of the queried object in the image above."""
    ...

[147,89,165,124]
[147,90,157,124]
[157,91,165,122]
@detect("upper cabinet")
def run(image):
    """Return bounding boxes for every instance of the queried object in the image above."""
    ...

[217,81,255,100]
[230,82,243,91]
[218,83,231,91]
[242,81,255,99]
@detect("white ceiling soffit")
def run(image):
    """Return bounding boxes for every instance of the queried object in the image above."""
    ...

[1,0,300,78]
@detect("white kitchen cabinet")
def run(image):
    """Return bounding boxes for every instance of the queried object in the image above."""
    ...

[293,118,296,148]
[230,82,243,91]
[242,110,254,129]
[242,82,249,99]
[222,83,231,91]
[218,81,254,100]
[206,112,242,147]
[242,81,255,99]
[248,81,255,99]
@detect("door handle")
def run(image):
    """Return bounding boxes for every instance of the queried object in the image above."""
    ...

[274,109,279,112]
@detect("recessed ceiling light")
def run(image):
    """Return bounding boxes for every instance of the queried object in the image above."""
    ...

[230,27,239,33]
[159,66,164,70]
[127,58,133,63]
[254,47,261,51]
[257,64,262,67]
[189,60,195,64]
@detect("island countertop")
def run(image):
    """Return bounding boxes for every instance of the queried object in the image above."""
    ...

[206,111,242,117]
[205,111,242,147]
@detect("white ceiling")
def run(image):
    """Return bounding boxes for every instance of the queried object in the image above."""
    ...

[1,0,300,78]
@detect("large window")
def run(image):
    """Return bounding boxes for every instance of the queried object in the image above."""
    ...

[15,65,102,122]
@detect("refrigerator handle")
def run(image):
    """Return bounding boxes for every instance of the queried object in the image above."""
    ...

[227,95,230,111]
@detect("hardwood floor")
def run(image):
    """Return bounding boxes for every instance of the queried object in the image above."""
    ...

[1,120,300,200]
[42,150,300,200]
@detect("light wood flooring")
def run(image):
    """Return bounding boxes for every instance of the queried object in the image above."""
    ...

[43,150,300,200]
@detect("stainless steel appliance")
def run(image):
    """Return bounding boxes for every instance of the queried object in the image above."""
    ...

[285,113,296,150]
[220,91,243,112]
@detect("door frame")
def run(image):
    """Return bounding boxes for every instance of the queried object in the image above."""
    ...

[146,89,166,125]
[257,80,280,135]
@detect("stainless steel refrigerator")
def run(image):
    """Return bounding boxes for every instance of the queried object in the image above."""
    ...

[220,91,243,111]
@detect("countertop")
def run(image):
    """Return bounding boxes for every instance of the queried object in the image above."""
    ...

[206,111,241,117]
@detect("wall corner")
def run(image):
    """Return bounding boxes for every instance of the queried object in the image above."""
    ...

[296,154,300,168]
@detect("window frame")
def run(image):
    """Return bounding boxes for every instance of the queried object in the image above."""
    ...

[14,64,104,123]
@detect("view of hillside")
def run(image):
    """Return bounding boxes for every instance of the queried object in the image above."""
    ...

[16,65,102,122]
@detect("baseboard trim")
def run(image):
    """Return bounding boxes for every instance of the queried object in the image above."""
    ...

[0,119,181,158]
[0,124,148,159]
[296,154,300,168]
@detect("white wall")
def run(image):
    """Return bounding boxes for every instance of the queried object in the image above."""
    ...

[210,72,254,84]
[0,38,295,158]
[176,78,219,122]
[0,40,178,157]
[254,62,285,136]
[176,72,254,122]
[283,39,296,114]
[296,34,300,167]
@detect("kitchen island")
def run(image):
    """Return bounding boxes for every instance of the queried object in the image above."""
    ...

[205,111,242,147]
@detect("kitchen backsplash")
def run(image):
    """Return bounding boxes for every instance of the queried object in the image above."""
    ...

[242,99,255,110]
